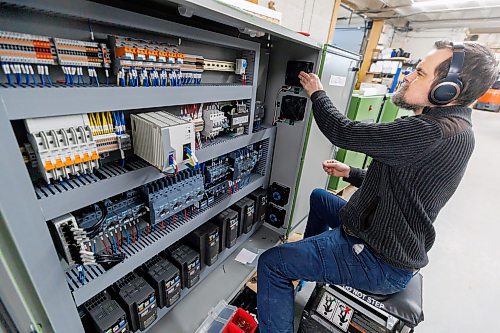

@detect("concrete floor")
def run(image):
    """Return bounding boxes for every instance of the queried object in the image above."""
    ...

[293,109,500,332]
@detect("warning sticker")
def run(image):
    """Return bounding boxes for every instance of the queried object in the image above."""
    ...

[331,301,354,332]
[316,293,338,321]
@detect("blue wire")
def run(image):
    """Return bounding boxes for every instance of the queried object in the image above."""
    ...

[47,74,52,86]
[93,242,96,255]
[125,229,130,246]
[121,112,125,134]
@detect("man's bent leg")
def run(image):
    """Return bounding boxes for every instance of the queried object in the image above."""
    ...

[304,189,347,239]
[257,228,412,333]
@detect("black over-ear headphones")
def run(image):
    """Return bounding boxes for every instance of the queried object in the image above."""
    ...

[428,42,465,105]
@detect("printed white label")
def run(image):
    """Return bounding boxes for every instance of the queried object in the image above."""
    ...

[331,300,354,332]
[316,293,338,321]
[329,75,347,87]
[232,115,249,126]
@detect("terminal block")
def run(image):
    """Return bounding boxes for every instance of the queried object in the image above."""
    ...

[141,169,205,226]
[53,38,111,68]
[109,35,203,86]
[0,30,56,65]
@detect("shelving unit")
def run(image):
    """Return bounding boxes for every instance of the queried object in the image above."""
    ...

[0,1,324,332]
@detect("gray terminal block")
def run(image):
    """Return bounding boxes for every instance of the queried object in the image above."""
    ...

[232,197,255,236]
[213,208,240,252]
[110,272,157,332]
[141,256,181,309]
[164,243,201,289]
[185,222,220,268]
[83,291,128,333]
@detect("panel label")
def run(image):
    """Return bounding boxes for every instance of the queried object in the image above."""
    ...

[329,75,347,87]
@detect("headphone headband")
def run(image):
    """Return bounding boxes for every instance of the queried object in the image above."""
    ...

[448,42,465,76]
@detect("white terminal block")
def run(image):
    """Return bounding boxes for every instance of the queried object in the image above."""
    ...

[25,115,100,183]
[235,59,247,75]
[202,105,228,139]
[131,111,195,172]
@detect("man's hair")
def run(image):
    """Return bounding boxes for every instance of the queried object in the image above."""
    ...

[434,40,498,106]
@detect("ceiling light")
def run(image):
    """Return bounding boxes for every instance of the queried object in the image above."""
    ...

[412,0,497,6]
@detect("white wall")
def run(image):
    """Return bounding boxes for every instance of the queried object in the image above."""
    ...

[258,0,335,43]
[390,28,468,60]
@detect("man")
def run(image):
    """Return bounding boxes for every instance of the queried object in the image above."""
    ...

[257,41,497,333]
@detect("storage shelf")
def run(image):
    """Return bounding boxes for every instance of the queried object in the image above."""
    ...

[141,222,279,332]
[37,127,276,220]
[3,84,253,120]
[71,174,266,306]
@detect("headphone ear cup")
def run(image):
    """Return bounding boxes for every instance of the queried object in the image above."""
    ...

[429,80,463,105]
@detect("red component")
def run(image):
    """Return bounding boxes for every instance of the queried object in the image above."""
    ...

[223,308,257,333]
[369,105,373,111]
[297,32,311,37]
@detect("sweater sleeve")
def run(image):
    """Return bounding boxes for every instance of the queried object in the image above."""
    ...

[343,167,366,188]
[311,90,442,166]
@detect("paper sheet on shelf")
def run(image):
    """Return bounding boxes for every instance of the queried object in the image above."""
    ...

[235,248,258,264]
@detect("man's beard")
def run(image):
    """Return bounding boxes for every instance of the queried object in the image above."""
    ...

[392,84,425,111]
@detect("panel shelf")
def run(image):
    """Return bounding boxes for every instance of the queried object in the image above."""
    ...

[3,84,253,120]
[37,127,275,220]
[71,174,266,306]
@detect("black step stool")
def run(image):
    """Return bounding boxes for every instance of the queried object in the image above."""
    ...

[299,274,424,333]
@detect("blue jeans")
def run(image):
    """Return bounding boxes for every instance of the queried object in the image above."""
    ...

[257,189,414,333]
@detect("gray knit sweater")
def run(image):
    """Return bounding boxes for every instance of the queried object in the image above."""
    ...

[311,90,475,269]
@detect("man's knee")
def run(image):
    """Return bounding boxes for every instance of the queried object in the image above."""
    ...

[310,188,328,208]
[258,247,281,273]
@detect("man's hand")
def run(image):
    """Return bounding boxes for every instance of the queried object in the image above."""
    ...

[323,159,350,178]
[299,71,323,97]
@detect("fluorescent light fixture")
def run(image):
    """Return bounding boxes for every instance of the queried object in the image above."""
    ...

[412,0,497,6]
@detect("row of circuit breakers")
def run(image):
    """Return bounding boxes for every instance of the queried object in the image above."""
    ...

[80,187,284,333]
[0,30,248,87]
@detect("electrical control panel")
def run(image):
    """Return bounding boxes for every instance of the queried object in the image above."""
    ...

[0,3,325,332]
